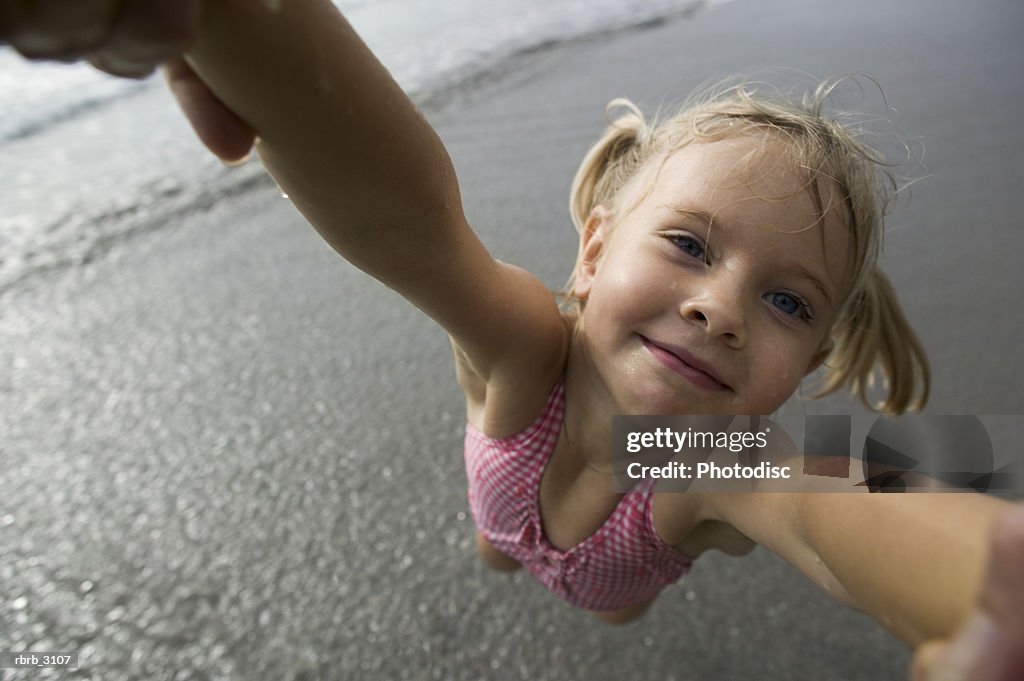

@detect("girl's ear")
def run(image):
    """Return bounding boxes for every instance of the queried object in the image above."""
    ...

[804,338,835,376]
[574,206,611,301]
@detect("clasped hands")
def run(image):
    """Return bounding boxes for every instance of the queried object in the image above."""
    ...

[0,0,272,161]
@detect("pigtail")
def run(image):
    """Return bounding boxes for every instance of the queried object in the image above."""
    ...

[568,98,649,233]
[815,269,930,413]
[563,99,652,312]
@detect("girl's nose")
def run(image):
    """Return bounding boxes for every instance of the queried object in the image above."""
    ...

[679,284,747,347]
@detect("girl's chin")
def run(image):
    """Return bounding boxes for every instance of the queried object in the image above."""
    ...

[617,382,743,416]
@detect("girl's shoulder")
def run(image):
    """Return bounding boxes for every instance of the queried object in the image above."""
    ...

[453,310,573,438]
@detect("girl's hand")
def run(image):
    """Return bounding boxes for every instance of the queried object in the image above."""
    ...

[0,0,271,162]
[163,56,255,163]
[911,504,1024,681]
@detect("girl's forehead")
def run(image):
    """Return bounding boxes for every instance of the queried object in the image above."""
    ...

[640,137,846,231]
[621,137,854,290]
[652,136,809,201]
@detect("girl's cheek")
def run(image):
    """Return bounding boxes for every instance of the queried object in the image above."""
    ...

[756,348,807,402]
[619,261,673,297]
[603,270,645,305]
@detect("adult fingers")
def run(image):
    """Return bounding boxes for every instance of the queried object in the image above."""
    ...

[0,0,24,43]
[163,57,256,163]
[2,0,120,60]
[4,0,201,72]
[224,0,283,10]
[86,0,203,78]
[4,0,279,68]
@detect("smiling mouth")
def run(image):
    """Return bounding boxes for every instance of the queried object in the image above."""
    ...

[640,336,731,392]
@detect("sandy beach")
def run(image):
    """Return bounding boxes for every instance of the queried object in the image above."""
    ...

[2,0,1023,679]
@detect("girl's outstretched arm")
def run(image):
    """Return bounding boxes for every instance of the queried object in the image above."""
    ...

[5,0,565,385]
[187,0,455,249]
[0,1,260,162]
[185,0,566,386]
[705,489,1017,649]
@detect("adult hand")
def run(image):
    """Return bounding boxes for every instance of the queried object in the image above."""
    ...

[911,504,1024,681]
[0,0,271,162]
[1,0,202,76]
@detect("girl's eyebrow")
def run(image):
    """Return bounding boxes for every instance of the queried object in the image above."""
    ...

[667,205,715,229]
[791,266,834,308]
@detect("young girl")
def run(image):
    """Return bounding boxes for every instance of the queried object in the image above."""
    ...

[4,1,1023,678]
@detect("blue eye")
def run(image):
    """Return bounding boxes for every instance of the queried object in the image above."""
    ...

[767,292,813,321]
[669,234,707,262]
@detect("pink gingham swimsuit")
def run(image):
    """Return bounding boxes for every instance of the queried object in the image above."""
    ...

[464,378,694,611]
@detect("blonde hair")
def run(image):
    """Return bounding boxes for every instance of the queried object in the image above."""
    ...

[564,77,929,414]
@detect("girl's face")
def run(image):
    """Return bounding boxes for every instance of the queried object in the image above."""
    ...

[574,135,850,416]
